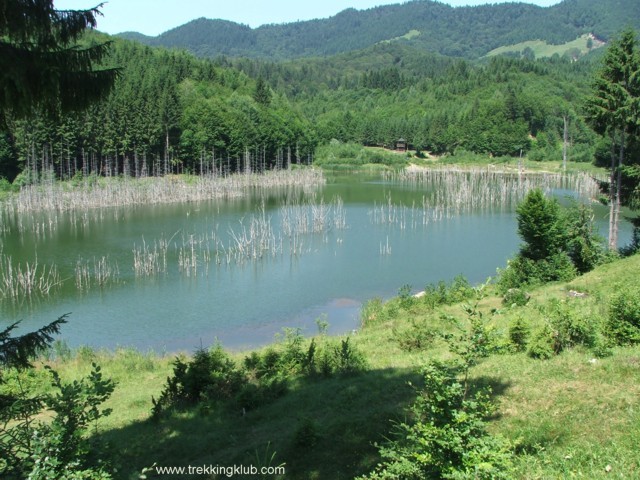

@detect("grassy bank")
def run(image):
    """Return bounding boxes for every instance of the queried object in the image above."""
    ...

[313,142,607,177]
[16,253,639,479]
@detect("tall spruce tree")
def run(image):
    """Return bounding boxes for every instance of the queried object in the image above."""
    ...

[0,315,67,373]
[0,0,118,121]
[585,28,640,250]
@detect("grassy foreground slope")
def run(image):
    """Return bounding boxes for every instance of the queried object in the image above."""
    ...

[34,253,640,479]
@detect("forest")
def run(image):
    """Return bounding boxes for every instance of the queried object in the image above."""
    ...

[120,0,640,60]
[2,1,640,479]
[0,31,621,185]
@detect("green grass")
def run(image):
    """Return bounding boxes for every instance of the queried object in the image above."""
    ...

[379,29,421,44]
[486,34,605,60]
[314,142,410,170]
[18,254,640,479]
[432,150,607,176]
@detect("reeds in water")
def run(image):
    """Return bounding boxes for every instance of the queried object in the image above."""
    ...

[371,169,602,231]
[0,253,61,301]
[4,169,325,214]
[379,236,392,256]
[384,168,601,210]
[75,255,120,292]
[132,238,168,277]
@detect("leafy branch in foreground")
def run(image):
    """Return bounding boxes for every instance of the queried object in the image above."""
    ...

[0,314,68,372]
[360,282,514,480]
[0,315,115,479]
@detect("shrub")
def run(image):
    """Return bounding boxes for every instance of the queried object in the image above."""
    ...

[607,286,640,345]
[422,275,475,308]
[1,363,115,479]
[235,375,288,411]
[564,202,606,274]
[527,325,555,359]
[334,337,367,374]
[182,346,244,401]
[498,252,576,291]
[361,284,513,479]
[360,297,386,327]
[516,189,566,261]
[398,284,414,308]
[502,288,530,307]
[509,317,530,352]
[152,345,245,417]
[498,190,607,290]
[278,328,306,375]
[393,319,436,352]
[358,362,513,480]
[527,300,603,359]
[293,416,321,449]
[546,300,598,352]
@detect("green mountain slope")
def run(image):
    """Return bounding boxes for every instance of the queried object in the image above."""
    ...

[117,0,640,60]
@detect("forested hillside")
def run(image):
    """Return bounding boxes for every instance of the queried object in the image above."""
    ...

[118,0,640,60]
[3,0,639,183]
[0,35,317,181]
[225,42,599,159]
[0,32,609,181]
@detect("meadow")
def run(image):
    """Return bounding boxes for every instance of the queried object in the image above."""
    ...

[11,252,638,479]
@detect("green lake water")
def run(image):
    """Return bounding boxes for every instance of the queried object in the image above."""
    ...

[0,173,631,352]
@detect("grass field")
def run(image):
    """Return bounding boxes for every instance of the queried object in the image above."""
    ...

[486,34,605,60]
[17,251,638,479]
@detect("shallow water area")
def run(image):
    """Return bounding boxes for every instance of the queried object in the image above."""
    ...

[0,171,631,352]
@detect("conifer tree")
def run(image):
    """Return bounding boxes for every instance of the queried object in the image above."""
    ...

[0,0,118,120]
[585,28,640,250]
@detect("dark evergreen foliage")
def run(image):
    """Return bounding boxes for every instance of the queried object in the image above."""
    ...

[0,0,118,118]
[0,314,68,371]
[118,0,640,61]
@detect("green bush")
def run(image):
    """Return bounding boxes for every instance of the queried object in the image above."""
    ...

[509,317,530,352]
[359,361,513,480]
[360,297,386,327]
[0,177,18,195]
[527,325,555,359]
[607,286,640,345]
[153,333,368,419]
[314,141,409,168]
[393,319,436,352]
[546,299,599,352]
[422,275,475,308]
[564,202,606,274]
[498,252,576,291]
[502,288,531,307]
[498,190,609,290]
[398,284,415,308]
[334,337,367,374]
[235,375,288,411]
[152,345,245,417]
[1,364,115,479]
[527,300,603,359]
[293,416,321,449]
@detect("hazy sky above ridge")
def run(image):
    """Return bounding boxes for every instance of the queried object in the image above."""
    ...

[54,0,561,37]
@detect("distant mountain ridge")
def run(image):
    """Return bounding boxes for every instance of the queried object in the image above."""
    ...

[117,0,640,59]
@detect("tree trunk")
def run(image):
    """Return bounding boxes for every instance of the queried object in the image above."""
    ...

[612,129,625,250]
[608,131,617,250]
[562,116,568,172]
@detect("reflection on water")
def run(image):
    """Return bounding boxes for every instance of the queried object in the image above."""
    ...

[0,173,632,352]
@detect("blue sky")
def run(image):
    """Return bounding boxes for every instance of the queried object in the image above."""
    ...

[54,0,561,36]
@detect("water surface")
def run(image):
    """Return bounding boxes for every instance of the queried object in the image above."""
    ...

[0,173,630,352]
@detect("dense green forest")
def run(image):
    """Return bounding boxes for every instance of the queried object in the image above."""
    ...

[1,0,639,187]
[2,2,640,479]
[118,0,640,60]
[0,35,317,181]
[0,36,610,182]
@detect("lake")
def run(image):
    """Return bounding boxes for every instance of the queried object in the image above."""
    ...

[0,170,631,352]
